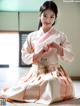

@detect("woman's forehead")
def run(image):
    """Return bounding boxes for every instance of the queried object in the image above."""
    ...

[43,9,55,15]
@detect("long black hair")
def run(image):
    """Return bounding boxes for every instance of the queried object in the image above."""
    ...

[38,0,58,29]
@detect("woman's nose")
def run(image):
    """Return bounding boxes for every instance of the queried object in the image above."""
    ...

[46,18,50,23]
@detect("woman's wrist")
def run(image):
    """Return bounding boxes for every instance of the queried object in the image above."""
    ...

[33,54,38,63]
[33,53,41,63]
[57,45,64,56]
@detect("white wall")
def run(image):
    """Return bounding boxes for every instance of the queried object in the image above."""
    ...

[54,0,80,76]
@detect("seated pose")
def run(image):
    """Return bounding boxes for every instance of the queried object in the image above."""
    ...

[0,0,75,105]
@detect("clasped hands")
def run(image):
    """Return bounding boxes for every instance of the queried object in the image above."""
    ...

[33,42,63,63]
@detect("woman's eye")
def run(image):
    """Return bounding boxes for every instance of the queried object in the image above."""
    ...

[51,16,54,18]
[43,14,47,17]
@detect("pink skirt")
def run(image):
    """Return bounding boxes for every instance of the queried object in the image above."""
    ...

[1,64,75,105]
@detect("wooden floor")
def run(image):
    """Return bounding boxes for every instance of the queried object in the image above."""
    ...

[0,67,80,106]
[6,98,80,106]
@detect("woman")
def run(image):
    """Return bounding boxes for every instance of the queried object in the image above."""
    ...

[0,0,74,105]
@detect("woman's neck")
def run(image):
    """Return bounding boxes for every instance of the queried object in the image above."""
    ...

[42,26,53,33]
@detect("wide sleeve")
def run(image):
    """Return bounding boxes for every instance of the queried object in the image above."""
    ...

[21,33,34,65]
[59,33,74,62]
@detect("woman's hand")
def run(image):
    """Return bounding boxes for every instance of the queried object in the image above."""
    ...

[47,42,58,48]
[33,45,49,63]
[33,42,64,63]
[47,42,64,56]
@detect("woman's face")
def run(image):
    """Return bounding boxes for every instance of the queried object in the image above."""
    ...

[40,9,56,31]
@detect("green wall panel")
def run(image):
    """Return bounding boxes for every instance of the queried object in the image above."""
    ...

[0,0,47,12]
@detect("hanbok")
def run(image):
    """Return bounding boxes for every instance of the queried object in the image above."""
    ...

[0,27,74,105]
